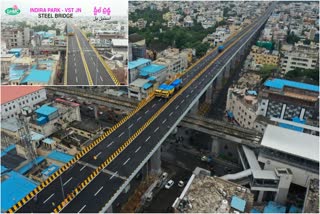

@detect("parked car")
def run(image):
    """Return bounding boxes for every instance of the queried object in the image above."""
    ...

[178,180,184,187]
[165,180,174,189]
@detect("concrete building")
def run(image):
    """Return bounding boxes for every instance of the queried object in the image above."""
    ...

[0,54,16,78]
[1,86,47,120]
[258,78,319,122]
[154,48,188,76]
[172,167,254,213]
[250,46,279,66]
[128,58,151,83]
[129,33,146,61]
[280,44,318,73]
[128,78,154,100]
[1,28,31,48]
[258,125,318,189]
[29,98,81,137]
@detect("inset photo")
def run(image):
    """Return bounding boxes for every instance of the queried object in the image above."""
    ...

[1,0,128,86]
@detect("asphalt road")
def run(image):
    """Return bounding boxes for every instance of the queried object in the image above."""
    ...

[66,25,89,85]
[74,27,116,85]
[14,4,275,213]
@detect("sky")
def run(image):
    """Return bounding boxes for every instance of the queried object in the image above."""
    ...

[1,0,127,16]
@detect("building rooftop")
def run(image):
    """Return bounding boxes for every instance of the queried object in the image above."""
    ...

[1,118,20,132]
[261,125,319,162]
[263,201,286,213]
[112,39,128,47]
[130,78,150,88]
[8,48,23,53]
[21,69,52,84]
[35,105,58,116]
[128,58,151,70]
[230,196,246,212]
[139,63,166,76]
[173,167,253,213]
[41,164,59,177]
[17,156,45,175]
[47,150,73,164]
[1,171,38,212]
[0,86,43,105]
[264,78,319,92]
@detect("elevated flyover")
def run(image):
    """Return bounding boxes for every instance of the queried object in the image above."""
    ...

[8,3,276,213]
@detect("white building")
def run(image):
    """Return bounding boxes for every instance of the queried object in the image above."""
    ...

[258,125,319,188]
[1,86,47,120]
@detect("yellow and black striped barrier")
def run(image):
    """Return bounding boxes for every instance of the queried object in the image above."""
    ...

[6,95,154,213]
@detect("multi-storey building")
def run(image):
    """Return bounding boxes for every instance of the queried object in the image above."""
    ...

[2,28,31,48]
[250,46,279,66]
[281,43,318,74]
[258,78,319,122]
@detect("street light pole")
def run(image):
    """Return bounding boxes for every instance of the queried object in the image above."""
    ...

[59,176,65,199]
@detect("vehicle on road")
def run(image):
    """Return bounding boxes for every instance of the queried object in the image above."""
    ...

[218,45,224,53]
[155,78,182,98]
[165,180,174,189]
[178,181,184,187]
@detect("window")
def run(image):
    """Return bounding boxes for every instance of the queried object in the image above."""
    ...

[224,145,228,150]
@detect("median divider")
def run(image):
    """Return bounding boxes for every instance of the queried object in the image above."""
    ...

[79,29,120,85]
[52,20,255,213]
[6,94,154,213]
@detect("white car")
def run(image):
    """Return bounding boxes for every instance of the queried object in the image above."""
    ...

[165,180,174,189]
[178,180,184,187]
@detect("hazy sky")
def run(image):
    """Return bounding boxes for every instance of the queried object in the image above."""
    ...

[1,0,127,16]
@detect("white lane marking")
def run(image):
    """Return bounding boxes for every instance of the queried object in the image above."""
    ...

[162,119,167,124]
[118,132,124,138]
[169,112,173,116]
[80,164,87,171]
[94,186,104,196]
[152,104,156,108]
[63,177,73,186]
[78,205,86,213]
[74,63,76,67]
[191,90,194,93]
[186,94,190,98]
[154,127,159,133]
[43,193,55,204]
[76,76,78,83]
[158,99,162,102]
[135,146,141,153]
[75,69,77,74]
[145,110,149,114]
[96,151,102,158]
[181,99,185,104]
[110,171,118,180]
[123,158,131,166]
[107,141,114,148]
[145,136,151,142]
[99,75,103,82]
[175,105,180,110]
[137,116,142,121]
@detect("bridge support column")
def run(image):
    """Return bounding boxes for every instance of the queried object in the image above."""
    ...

[210,136,220,157]
[150,147,161,175]
[223,66,230,79]
[94,105,99,119]
[205,84,213,103]
[257,191,264,202]
[191,100,199,114]
[215,73,223,90]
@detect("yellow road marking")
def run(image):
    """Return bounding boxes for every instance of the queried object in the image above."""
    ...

[75,32,93,85]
